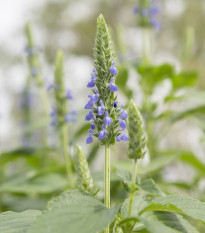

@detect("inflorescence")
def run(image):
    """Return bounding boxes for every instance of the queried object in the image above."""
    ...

[84,14,128,146]
[133,0,162,30]
[49,51,77,127]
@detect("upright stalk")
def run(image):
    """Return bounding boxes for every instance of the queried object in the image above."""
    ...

[61,124,74,188]
[128,159,138,216]
[104,145,110,233]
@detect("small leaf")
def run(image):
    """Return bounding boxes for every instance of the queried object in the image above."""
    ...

[29,190,119,233]
[0,210,41,233]
[139,179,164,196]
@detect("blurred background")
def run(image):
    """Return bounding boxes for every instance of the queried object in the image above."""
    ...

[0,0,205,215]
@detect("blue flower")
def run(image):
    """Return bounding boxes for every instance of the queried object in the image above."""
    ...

[86,134,93,144]
[50,106,57,117]
[108,78,119,92]
[150,18,161,30]
[110,61,118,75]
[46,83,53,91]
[117,133,128,142]
[113,101,118,108]
[119,119,126,131]
[85,110,94,121]
[98,125,108,140]
[87,69,97,88]
[97,100,105,115]
[66,90,73,99]
[142,9,149,17]
[65,114,77,123]
[31,67,38,76]
[120,109,128,119]
[91,121,95,129]
[84,100,93,109]
[87,79,96,88]
[103,111,112,126]
[50,119,57,127]
[150,6,161,15]
[133,5,139,14]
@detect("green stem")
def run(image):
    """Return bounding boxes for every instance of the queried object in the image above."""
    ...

[61,124,74,188]
[104,145,110,233]
[38,85,50,116]
[142,28,152,65]
[128,159,138,217]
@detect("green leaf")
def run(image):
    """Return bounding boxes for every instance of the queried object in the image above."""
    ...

[116,66,132,98]
[170,106,205,123]
[115,166,163,196]
[179,152,205,174]
[0,210,41,233]
[139,179,164,196]
[172,71,198,89]
[115,166,133,184]
[140,195,205,223]
[120,197,199,233]
[28,190,119,233]
[138,64,174,92]
[0,173,67,194]
[140,212,199,233]
[121,196,148,218]
[0,147,56,166]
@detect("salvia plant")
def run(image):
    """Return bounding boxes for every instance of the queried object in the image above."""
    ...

[51,50,75,187]
[133,0,162,30]
[25,23,50,115]
[1,10,205,233]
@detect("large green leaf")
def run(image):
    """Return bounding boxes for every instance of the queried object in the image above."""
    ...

[0,173,67,194]
[171,71,198,89]
[138,64,174,92]
[140,195,205,223]
[28,190,119,233]
[0,210,41,233]
[120,196,199,233]
[140,211,199,233]
[0,147,56,166]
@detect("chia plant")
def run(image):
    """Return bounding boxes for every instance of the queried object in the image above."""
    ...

[51,50,75,188]
[25,22,50,115]
[133,0,162,30]
[127,99,147,217]
[84,14,128,233]
[74,145,95,194]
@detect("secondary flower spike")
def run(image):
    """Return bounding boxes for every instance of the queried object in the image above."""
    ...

[128,99,147,159]
[84,14,129,145]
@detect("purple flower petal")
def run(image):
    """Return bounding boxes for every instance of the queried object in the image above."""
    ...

[91,121,95,129]
[85,111,94,121]
[103,112,112,126]
[98,129,108,140]
[86,134,93,144]
[66,90,73,99]
[108,83,119,92]
[120,109,128,119]
[119,119,126,131]
[84,100,93,109]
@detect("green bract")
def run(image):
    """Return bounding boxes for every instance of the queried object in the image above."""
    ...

[128,99,146,160]
[74,145,94,193]
[54,50,69,126]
